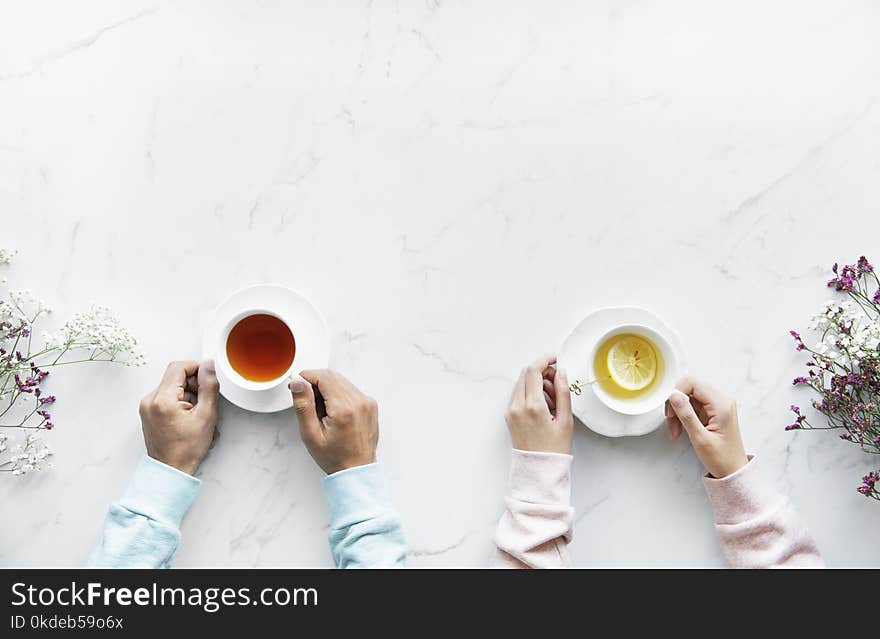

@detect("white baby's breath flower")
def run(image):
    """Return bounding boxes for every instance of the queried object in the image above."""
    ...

[41,331,64,350]
[59,304,144,365]
[6,289,51,322]
[2,434,52,476]
[2,246,145,479]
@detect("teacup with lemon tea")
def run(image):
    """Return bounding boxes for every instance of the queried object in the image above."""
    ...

[574,324,678,416]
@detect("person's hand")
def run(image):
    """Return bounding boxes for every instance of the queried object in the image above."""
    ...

[139,360,220,476]
[289,369,378,475]
[666,376,749,479]
[505,355,573,454]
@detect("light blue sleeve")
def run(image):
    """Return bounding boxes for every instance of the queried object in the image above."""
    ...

[87,455,200,568]
[322,463,407,568]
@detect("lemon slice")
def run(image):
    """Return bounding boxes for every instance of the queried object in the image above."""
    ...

[606,335,657,391]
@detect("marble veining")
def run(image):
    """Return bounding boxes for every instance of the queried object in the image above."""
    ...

[1,0,879,567]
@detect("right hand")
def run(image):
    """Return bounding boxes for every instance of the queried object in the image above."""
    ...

[666,376,749,479]
[505,355,574,454]
[289,369,379,475]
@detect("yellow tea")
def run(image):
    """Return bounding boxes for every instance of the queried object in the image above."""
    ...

[226,314,296,382]
[593,333,664,400]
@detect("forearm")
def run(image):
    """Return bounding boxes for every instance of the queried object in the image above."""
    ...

[494,449,574,569]
[88,456,200,568]
[323,463,407,568]
[703,455,823,568]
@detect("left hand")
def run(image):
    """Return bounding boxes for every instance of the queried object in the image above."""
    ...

[505,355,574,454]
[139,359,220,475]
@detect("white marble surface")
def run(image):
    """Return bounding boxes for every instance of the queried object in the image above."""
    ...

[2,1,879,567]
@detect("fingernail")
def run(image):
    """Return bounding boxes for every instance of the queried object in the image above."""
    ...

[203,358,216,373]
[558,369,568,384]
[289,374,307,393]
[669,390,688,407]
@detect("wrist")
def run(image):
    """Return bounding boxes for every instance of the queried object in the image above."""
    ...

[148,450,202,476]
[708,454,750,479]
[322,453,377,475]
[510,436,571,455]
[514,446,572,455]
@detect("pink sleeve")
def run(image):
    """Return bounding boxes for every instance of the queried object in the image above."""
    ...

[703,455,824,568]
[493,449,574,569]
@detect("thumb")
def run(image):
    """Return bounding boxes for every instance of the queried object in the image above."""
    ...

[194,359,220,420]
[668,390,706,442]
[289,374,323,446]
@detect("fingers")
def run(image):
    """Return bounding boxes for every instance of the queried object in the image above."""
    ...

[668,390,707,442]
[675,376,717,405]
[552,367,572,421]
[290,373,324,446]
[193,359,220,419]
[665,400,683,441]
[300,369,357,399]
[524,354,556,403]
[157,360,200,403]
[543,378,555,412]
[511,368,526,405]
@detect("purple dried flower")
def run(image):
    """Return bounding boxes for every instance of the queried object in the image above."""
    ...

[827,263,860,291]
[14,375,34,393]
[857,256,873,274]
[38,395,55,405]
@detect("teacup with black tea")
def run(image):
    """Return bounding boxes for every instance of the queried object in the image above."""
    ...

[220,311,296,390]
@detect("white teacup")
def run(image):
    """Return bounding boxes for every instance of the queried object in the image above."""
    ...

[216,309,296,393]
[589,323,681,416]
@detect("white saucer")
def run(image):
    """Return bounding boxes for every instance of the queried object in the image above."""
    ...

[557,307,686,437]
[202,284,330,413]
